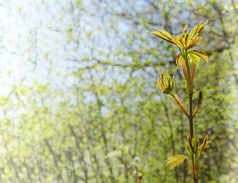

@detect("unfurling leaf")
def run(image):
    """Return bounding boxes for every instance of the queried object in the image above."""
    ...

[185,141,192,154]
[172,34,202,49]
[189,19,208,38]
[197,135,211,153]
[182,24,188,34]
[188,50,208,66]
[158,73,175,95]
[149,28,175,43]
[149,20,208,50]
[187,134,194,152]
[166,155,187,169]
[175,50,208,66]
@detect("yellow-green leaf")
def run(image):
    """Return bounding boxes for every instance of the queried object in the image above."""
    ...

[182,24,188,34]
[197,135,211,153]
[166,155,186,169]
[149,28,175,44]
[188,52,201,66]
[173,34,202,49]
[189,20,208,38]
[188,50,208,66]
[190,50,208,62]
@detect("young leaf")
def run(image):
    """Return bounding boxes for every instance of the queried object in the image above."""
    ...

[188,50,208,65]
[188,51,201,66]
[182,24,188,34]
[189,20,208,38]
[149,28,175,43]
[172,34,202,49]
[175,50,208,67]
[197,135,211,153]
[166,155,187,169]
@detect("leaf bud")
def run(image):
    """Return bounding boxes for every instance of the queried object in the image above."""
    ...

[158,72,175,95]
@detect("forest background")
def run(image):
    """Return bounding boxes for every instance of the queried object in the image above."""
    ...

[0,0,237,182]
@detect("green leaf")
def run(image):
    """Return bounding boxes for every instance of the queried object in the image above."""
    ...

[188,53,201,66]
[166,155,187,169]
[149,28,175,44]
[188,50,208,66]
[189,50,208,62]
[197,135,211,153]
[182,24,188,34]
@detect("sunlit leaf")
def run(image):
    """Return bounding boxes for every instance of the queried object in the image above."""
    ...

[166,155,187,169]
[175,50,208,66]
[186,50,208,66]
[189,50,208,63]
[189,19,208,38]
[173,34,202,49]
[182,24,188,34]
[158,73,175,95]
[149,28,175,44]
[197,135,211,153]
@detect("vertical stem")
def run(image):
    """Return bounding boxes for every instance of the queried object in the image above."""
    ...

[182,48,197,183]
[189,94,194,138]
[189,94,198,183]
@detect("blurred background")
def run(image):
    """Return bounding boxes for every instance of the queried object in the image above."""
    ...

[0,0,237,182]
